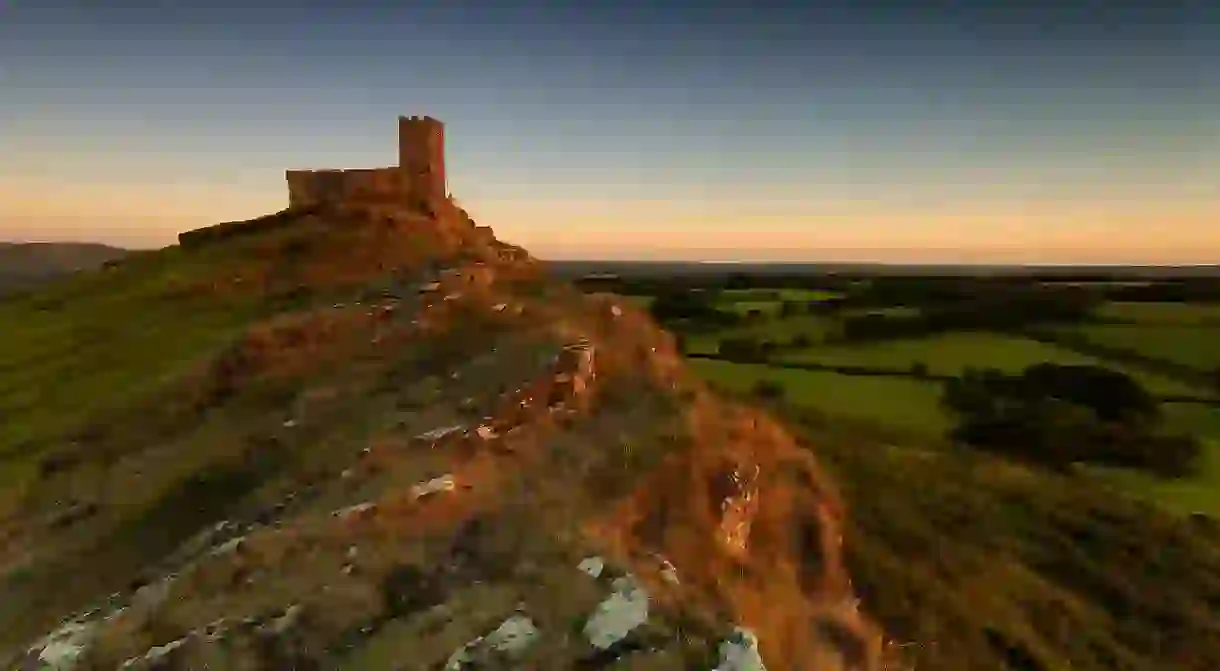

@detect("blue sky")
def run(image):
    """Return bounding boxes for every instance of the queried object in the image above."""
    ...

[1,0,1217,262]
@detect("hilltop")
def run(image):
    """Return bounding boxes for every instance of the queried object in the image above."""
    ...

[0,125,886,669]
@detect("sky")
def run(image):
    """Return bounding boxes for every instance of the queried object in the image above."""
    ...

[1,1,1217,264]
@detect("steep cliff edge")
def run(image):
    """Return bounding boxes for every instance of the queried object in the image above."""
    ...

[0,204,894,670]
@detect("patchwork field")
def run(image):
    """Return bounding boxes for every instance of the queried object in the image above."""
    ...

[688,358,950,437]
[713,288,841,316]
[720,288,842,301]
[776,332,1203,396]
[1059,324,1220,371]
[670,290,1220,517]
[1095,301,1220,325]
[695,315,840,350]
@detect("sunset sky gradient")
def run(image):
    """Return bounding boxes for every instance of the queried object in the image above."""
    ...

[2,1,1216,263]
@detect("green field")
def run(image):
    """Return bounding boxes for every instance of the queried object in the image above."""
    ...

[1061,324,1220,371]
[720,288,841,301]
[1095,301,1220,325]
[1113,403,1220,514]
[777,331,1203,396]
[715,299,782,316]
[684,315,840,355]
[714,288,841,316]
[1087,441,1220,516]
[838,306,922,318]
[689,358,950,436]
[677,294,1220,518]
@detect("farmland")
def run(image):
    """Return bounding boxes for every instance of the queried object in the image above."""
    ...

[775,331,1202,396]
[1095,301,1220,325]
[689,358,950,436]
[1056,323,1220,371]
[590,273,1220,517]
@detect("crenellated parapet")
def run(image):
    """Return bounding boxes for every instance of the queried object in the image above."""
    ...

[285,168,405,210]
[284,116,448,216]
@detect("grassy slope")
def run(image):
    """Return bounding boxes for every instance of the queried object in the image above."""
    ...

[784,402,1220,671]
[0,243,265,509]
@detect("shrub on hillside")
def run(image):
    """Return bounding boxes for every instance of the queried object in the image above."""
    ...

[942,363,1200,477]
[718,337,766,362]
[752,379,785,401]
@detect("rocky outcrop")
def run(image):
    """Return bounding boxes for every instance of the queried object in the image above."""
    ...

[4,116,890,671]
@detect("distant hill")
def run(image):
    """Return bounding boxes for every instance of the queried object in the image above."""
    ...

[0,242,129,295]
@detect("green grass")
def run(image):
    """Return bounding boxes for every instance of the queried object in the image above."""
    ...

[777,332,1201,395]
[720,288,842,301]
[1060,324,1220,371]
[682,315,838,356]
[782,405,1220,671]
[839,306,922,318]
[0,245,263,500]
[713,288,842,316]
[1095,301,1220,325]
[1087,439,1220,517]
[689,330,1220,519]
[690,315,840,353]
[689,358,949,436]
[716,299,781,316]
[1089,403,1220,516]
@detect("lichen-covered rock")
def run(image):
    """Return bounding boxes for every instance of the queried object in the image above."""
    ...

[409,474,456,500]
[577,556,605,579]
[583,574,649,650]
[444,615,539,670]
[713,628,767,671]
[26,619,98,670]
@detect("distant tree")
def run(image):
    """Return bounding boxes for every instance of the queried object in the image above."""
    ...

[942,363,1198,477]
[1020,363,1159,425]
[910,361,930,378]
[759,340,779,358]
[752,379,785,401]
[725,273,751,290]
[719,337,764,362]
[780,300,803,319]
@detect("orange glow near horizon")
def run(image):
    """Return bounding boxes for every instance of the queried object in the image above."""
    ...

[1,172,1216,265]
